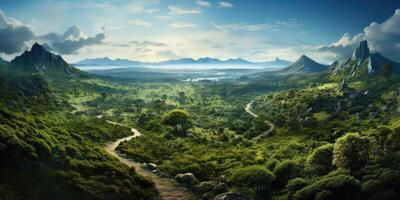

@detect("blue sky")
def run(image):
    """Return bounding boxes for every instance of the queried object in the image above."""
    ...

[0,0,400,63]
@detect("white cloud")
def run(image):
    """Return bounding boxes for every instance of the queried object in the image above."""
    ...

[218,1,234,8]
[128,2,159,14]
[157,15,170,20]
[39,25,105,54]
[0,9,35,54]
[196,1,211,7]
[318,9,400,62]
[147,8,159,14]
[128,19,151,27]
[168,5,202,15]
[170,22,197,28]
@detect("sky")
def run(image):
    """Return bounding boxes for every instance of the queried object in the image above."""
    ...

[0,0,400,64]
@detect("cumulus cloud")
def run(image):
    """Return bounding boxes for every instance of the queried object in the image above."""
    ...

[39,25,105,54]
[168,6,202,15]
[0,10,34,54]
[218,1,234,8]
[318,9,400,61]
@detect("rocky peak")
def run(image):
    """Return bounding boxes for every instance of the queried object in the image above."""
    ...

[10,43,76,75]
[351,40,370,63]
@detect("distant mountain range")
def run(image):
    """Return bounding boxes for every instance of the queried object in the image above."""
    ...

[75,57,292,68]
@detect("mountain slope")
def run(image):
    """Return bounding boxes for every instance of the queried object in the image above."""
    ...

[0,57,8,66]
[281,55,329,73]
[9,43,80,76]
[0,49,158,199]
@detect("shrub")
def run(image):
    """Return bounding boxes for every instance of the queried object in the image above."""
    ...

[292,174,361,200]
[333,133,369,171]
[286,178,308,191]
[266,159,280,171]
[306,144,334,175]
[230,166,275,200]
[273,160,302,189]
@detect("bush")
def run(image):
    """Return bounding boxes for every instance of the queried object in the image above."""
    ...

[265,159,280,171]
[230,166,275,200]
[306,144,334,175]
[292,174,361,200]
[273,160,302,189]
[286,178,308,191]
[333,133,369,171]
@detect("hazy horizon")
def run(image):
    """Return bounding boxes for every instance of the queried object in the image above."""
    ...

[1,0,400,64]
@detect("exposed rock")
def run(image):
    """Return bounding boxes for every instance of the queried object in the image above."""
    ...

[213,192,250,200]
[339,79,348,92]
[175,173,199,187]
[144,163,158,171]
[214,183,228,193]
[201,192,215,200]
[352,40,370,64]
[369,112,378,120]
[194,181,218,193]
[330,40,400,78]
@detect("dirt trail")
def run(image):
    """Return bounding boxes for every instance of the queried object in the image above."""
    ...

[104,121,197,200]
[245,101,276,140]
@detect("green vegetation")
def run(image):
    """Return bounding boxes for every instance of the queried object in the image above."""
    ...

[0,70,157,200]
[230,166,275,200]
[161,109,192,135]
[2,46,400,200]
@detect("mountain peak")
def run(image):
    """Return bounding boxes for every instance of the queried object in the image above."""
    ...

[351,40,370,63]
[10,43,77,76]
[283,55,328,73]
[31,43,46,52]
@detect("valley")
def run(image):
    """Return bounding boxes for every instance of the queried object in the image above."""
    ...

[2,40,400,200]
[1,2,400,199]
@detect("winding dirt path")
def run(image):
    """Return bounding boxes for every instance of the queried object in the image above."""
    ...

[104,121,197,200]
[245,101,276,140]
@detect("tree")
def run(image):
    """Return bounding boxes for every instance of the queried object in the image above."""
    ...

[161,109,192,135]
[132,98,145,113]
[230,166,275,200]
[306,144,334,175]
[152,99,165,115]
[333,133,369,171]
